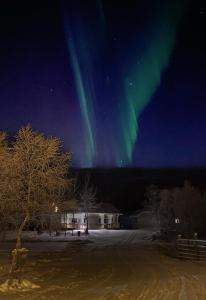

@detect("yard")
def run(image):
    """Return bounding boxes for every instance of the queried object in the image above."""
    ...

[0,230,206,299]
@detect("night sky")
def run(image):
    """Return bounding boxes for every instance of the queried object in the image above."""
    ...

[0,0,205,168]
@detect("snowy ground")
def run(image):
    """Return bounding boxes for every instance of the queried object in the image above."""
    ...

[1,229,206,299]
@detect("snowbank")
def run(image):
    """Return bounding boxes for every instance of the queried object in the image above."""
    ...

[0,279,40,292]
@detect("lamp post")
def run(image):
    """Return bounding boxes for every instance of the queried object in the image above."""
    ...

[54,205,59,236]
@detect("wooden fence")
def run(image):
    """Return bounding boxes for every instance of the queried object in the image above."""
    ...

[176,238,206,260]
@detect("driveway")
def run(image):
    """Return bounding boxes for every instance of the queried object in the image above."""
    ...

[0,230,206,299]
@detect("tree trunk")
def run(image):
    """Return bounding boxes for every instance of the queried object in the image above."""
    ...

[72,211,74,236]
[0,222,7,242]
[85,212,89,235]
[9,212,29,283]
[48,215,52,236]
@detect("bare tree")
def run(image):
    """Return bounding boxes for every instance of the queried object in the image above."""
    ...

[0,132,12,240]
[172,181,204,237]
[79,174,97,234]
[159,189,175,235]
[62,198,79,235]
[158,181,205,238]
[0,125,72,286]
[144,184,160,221]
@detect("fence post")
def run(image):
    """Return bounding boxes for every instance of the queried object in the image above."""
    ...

[194,233,198,260]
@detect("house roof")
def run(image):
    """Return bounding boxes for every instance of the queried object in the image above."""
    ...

[77,202,120,214]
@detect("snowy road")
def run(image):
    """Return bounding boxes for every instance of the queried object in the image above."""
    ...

[1,230,206,299]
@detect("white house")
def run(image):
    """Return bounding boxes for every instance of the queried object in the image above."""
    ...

[61,203,121,230]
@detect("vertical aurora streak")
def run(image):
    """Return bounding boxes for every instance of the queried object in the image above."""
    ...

[62,0,186,167]
[119,1,185,164]
[66,36,95,167]
[62,0,105,167]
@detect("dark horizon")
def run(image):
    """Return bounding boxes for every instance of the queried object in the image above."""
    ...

[73,167,206,213]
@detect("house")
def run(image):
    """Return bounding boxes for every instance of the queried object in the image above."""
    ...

[61,203,121,230]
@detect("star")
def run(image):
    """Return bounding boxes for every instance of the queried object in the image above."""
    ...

[106,75,110,85]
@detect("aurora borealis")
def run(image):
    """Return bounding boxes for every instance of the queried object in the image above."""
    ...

[120,1,185,165]
[0,0,206,168]
[62,0,105,167]
[63,0,186,167]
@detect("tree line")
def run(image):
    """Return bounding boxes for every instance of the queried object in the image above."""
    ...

[144,181,206,238]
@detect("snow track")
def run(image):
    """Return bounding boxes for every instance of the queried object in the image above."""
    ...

[1,230,206,299]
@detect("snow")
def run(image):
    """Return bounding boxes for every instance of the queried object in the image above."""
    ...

[1,229,121,242]
[0,279,40,292]
[1,230,206,299]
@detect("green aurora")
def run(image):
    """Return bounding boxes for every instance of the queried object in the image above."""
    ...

[63,0,187,167]
[120,1,186,165]
[67,37,95,167]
